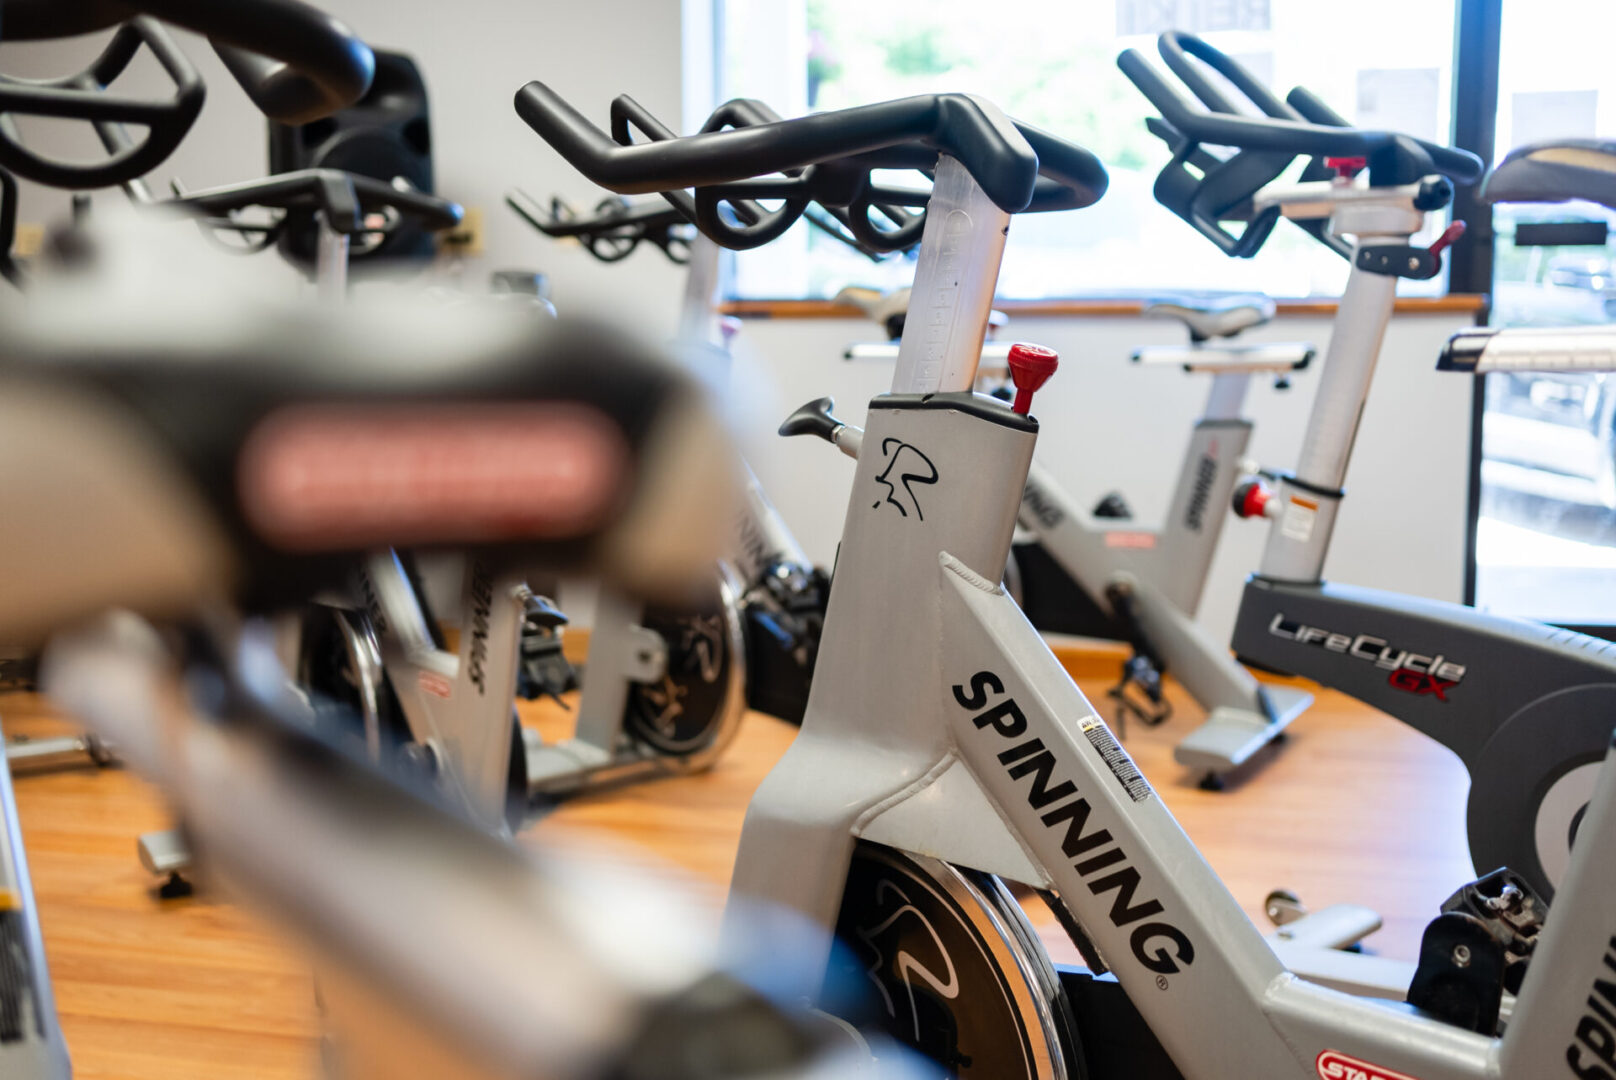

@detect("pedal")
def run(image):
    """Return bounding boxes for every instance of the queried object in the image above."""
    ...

[1107,653,1171,738]
[515,594,576,703]
[742,562,829,725]
[1406,869,1546,1034]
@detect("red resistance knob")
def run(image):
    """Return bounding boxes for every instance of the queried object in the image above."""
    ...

[1428,221,1467,258]
[1006,342,1059,416]
[1233,479,1273,519]
[1325,156,1367,179]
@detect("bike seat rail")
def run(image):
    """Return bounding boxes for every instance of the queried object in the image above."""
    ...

[1119,30,1482,260]
[513,86,1107,254]
[0,0,375,189]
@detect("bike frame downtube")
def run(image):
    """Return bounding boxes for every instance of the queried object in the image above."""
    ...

[891,155,1010,395]
[1257,251,1397,583]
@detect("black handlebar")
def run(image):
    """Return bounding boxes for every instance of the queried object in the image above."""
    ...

[513,85,1106,252]
[3,0,375,125]
[1117,31,1482,259]
[507,191,695,264]
[168,169,464,235]
[1121,33,1481,181]
[0,19,204,189]
[508,188,900,266]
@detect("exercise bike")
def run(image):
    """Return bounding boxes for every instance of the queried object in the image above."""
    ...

[0,0,382,1072]
[837,285,1317,777]
[506,188,916,727]
[2,190,901,1079]
[1113,33,1616,905]
[514,63,1614,1080]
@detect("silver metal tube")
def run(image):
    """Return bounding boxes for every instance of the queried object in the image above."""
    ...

[890,156,1010,395]
[315,212,350,305]
[679,234,723,345]
[1202,371,1253,422]
[1258,255,1397,582]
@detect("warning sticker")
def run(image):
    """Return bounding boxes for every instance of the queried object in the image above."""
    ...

[1081,719,1153,803]
[1281,495,1318,542]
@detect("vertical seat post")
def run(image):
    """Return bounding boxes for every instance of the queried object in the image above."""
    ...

[891,155,1012,396]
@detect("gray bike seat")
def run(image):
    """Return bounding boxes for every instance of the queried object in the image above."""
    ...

[1143,294,1276,341]
[1484,139,1616,211]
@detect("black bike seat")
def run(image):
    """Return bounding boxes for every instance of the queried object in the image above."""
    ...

[1143,294,1276,340]
[1484,139,1616,212]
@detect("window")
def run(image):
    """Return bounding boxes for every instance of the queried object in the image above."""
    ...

[1470,0,1616,628]
[716,0,1459,300]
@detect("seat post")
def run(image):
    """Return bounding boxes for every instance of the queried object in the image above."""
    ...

[891,155,1010,395]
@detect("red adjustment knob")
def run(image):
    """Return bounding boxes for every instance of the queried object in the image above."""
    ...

[1325,156,1367,179]
[1427,221,1467,258]
[1233,479,1273,519]
[1006,342,1059,416]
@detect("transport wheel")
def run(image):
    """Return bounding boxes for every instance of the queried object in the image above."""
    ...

[828,841,1083,1079]
[623,565,747,756]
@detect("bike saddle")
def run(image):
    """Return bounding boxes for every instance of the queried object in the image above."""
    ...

[836,285,1009,340]
[0,224,730,643]
[1482,139,1616,211]
[1143,293,1276,341]
[513,86,1106,254]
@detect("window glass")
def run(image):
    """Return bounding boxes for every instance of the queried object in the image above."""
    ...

[1472,1,1616,625]
[718,0,1458,300]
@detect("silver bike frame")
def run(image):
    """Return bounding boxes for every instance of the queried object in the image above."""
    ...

[725,155,1616,1079]
[0,717,70,1079]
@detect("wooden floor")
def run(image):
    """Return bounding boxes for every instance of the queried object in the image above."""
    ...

[0,660,1475,1079]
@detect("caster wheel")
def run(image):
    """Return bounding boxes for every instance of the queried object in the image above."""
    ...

[1199,772,1227,792]
[1264,888,1304,927]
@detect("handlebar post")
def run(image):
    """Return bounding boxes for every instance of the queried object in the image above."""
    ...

[314,210,349,304]
[1256,249,1397,584]
[890,155,1010,395]
[678,233,723,345]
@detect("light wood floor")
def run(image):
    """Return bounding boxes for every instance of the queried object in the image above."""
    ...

[0,660,1475,1079]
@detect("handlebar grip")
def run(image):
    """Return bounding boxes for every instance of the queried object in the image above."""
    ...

[4,0,375,123]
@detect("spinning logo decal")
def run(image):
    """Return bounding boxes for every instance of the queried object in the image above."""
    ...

[873,438,939,521]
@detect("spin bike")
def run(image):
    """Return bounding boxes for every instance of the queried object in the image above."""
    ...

[1118,32,1616,904]
[2,195,890,1079]
[0,0,380,1072]
[507,188,906,727]
[524,78,1616,1080]
[837,285,1317,774]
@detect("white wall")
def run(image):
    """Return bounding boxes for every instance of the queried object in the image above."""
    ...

[727,309,1479,644]
[0,0,696,336]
